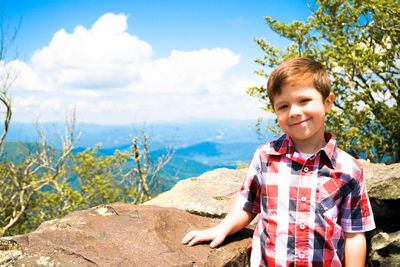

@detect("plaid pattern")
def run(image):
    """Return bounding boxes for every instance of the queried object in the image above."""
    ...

[237,133,375,267]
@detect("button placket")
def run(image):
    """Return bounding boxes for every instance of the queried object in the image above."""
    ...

[296,165,312,264]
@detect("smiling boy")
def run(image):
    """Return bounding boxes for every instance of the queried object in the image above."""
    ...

[182,58,375,266]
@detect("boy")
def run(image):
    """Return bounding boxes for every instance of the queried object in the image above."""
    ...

[182,58,375,266]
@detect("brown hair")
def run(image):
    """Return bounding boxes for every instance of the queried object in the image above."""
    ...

[267,57,331,105]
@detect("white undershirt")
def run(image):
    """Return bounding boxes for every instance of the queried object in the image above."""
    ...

[295,151,314,161]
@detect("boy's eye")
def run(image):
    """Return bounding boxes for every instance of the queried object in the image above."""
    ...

[300,99,311,103]
[278,105,288,110]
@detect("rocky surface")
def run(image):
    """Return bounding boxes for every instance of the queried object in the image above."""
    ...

[369,230,400,266]
[361,160,400,222]
[1,160,399,267]
[363,160,400,200]
[0,203,253,267]
[144,168,248,218]
[360,160,400,266]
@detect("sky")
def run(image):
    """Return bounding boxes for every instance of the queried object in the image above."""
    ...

[2,0,311,125]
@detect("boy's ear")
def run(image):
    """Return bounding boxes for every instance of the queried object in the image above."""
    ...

[324,93,334,113]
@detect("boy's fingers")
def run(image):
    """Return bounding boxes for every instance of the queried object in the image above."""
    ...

[187,234,209,247]
[185,231,216,247]
[182,231,197,244]
[210,235,224,248]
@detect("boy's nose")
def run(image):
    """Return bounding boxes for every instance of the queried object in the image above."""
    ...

[289,105,302,117]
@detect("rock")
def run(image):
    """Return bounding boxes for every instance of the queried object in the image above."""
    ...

[368,231,400,267]
[361,159,400,200]
[364,159,400,267]
[2,161,399,266]
[0,203,253,267]
[360,160,400,231]
[144,168,248,218]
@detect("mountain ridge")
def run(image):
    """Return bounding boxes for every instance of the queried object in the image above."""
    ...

[2,119,276,190]
[4,119,273,149]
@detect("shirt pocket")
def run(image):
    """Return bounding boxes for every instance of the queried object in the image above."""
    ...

[316,177,344,221]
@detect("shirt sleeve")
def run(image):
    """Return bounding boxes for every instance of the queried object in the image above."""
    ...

[235,147,264,214]
[339,164,376,233]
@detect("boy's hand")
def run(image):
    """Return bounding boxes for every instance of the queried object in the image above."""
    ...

[182,227,227,248]
[182,207,255,248]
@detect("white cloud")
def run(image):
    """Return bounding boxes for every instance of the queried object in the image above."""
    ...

[24,13,153,91]
[134,48,240,94]
[8,12,266,124]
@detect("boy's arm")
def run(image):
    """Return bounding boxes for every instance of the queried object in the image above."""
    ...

[344,232,367,267]
[182,206,256,248]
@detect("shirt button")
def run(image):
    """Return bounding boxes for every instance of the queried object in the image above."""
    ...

[304,167,309,172]
[301,196,306,202]
[300,223,305,230]
[299,253,305,259]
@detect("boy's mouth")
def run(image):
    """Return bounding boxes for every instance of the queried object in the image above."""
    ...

[289,118,310,126]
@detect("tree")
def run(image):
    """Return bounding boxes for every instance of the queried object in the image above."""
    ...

[248,0,400,163]
[0,7,175,236]
[71,131,174,209]
[0,122,175,236]
[0,4,19,154]
[0,118,81,236]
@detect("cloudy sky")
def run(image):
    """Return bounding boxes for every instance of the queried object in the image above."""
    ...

[3,0,310,125]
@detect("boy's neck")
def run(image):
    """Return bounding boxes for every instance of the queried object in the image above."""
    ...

[291,134,327,154]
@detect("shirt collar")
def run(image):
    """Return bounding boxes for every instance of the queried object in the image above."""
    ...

[266,133,338,167]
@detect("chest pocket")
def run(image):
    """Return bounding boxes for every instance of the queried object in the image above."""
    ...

[316,175,355,220]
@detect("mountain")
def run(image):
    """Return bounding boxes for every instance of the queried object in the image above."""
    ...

[4,119,274,149]
[2,119,277,191]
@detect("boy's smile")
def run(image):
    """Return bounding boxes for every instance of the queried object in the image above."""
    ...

[289,118,311,127]
[273,81,334,154]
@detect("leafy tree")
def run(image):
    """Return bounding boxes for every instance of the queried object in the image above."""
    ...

[248,0,400,163]
[71,132,174,210]
[0,119,81,236]
[0,7,174,236]
[0,127,174,236]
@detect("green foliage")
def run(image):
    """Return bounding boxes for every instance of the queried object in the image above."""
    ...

[72,145,128,208]
[248,0,400,163]
[70,144,144,209]
[0,137,76,236]
[0,132,173,237]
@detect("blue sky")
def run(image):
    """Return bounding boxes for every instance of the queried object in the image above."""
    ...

[3,0,311,124]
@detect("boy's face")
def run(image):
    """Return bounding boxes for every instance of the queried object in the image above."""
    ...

[273,81,334,151]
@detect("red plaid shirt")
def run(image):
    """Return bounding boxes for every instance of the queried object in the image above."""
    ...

[237,133,375,267]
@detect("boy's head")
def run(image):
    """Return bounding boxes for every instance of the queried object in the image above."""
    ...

[267,57,335,152]
[267,57,331,106]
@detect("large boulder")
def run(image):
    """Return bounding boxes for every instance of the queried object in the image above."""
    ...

[1,161,399,266]
[361,160,400,222]
[362,160,400,200]
[144,168,248,218]
[360,160,400,266]
[0,203,253,267]
[369,230,400,266]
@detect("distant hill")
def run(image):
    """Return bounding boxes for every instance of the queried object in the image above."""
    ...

[2,119,277,191]
[0,141,38,163]
[4,119,274,149]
